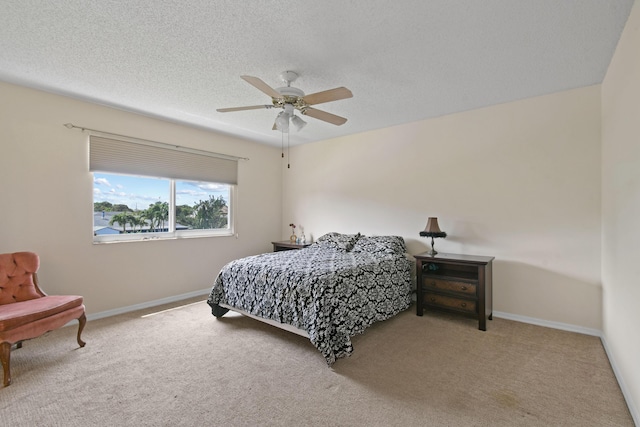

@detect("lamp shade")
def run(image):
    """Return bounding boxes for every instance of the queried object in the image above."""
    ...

[275,111,289,132]
[423,217,442,234]
[291,115,307,131]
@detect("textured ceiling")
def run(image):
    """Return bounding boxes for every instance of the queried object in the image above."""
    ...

[0,1,634,147]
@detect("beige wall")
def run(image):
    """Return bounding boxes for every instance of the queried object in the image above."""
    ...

[602,0,640,421]
[0,81,282,315]
[284,85,602,330]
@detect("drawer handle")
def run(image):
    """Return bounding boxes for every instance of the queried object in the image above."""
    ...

[430,297,436,302]
[461,286,467,291]
[460,302,467,308]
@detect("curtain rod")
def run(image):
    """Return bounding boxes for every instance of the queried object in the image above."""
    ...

[63,123,249,161]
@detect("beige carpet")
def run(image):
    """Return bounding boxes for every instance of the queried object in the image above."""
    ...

[0,297,633,426]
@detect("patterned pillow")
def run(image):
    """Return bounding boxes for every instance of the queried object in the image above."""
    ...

[351,235,406,255]
[314,232,361,252]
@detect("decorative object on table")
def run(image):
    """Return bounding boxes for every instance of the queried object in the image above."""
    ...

[426,263,439,271]
[419,217,447,256]
[289,223,297,242]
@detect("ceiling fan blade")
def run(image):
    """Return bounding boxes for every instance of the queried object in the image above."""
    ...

[241,75,282,99]
[216,105,271,112]
[302,87,353,106]
[302,107,348,126]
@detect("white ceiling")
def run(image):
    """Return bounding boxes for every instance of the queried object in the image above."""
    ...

[0,1,634,147]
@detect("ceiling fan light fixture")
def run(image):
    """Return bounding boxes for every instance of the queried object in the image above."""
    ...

[275,111,289,132]
[291,115,307,131]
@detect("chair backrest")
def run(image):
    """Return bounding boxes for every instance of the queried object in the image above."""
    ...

[0,252,44,305]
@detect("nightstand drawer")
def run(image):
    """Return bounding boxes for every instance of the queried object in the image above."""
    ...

[422,277,476,296]
[424,293,476,314]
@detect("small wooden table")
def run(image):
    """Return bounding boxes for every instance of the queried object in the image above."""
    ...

[271,241,312,252]
[415,252,494,330]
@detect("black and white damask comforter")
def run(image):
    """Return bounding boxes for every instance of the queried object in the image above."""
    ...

[207,233,412,365]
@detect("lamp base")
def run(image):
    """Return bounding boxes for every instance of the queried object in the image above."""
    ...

[428,236,438,256]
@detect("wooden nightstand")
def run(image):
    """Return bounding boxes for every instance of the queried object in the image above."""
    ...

[271,241,312,252]
[414,252,494,330]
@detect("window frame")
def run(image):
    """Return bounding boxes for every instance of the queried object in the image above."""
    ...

[93,173,235,244]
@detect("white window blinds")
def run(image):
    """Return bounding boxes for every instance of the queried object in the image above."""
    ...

[89,135,238,185]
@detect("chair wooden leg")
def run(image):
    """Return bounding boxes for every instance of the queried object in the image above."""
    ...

[1,342,12,387]
[77,312,87,347]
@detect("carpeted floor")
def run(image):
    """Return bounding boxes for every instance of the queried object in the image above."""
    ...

[0,298,634,426]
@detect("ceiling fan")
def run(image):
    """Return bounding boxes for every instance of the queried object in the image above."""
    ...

[217,71,353,132]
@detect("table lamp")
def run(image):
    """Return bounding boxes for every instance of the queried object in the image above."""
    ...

[419,217,447,256]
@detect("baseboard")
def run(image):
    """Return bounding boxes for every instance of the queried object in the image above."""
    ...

[494,311,638,425]
[492,311,602,337]
[86,288,211,322]
[600,335,640,426]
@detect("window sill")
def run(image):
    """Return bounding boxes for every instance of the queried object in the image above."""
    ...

[93,231,236,244]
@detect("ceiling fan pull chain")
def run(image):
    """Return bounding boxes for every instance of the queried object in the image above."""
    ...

[287,131,291,169]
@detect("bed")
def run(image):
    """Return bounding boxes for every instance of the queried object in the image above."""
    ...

[207,233,413,365]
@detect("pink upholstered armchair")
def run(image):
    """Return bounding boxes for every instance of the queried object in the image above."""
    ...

[0,252,86,386]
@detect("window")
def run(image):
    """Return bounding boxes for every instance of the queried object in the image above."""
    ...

[90,135,238,243]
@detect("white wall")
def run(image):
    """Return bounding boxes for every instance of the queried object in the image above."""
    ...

[0,81,282,314]
[284,85,602,330]
[602,0,640,421]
